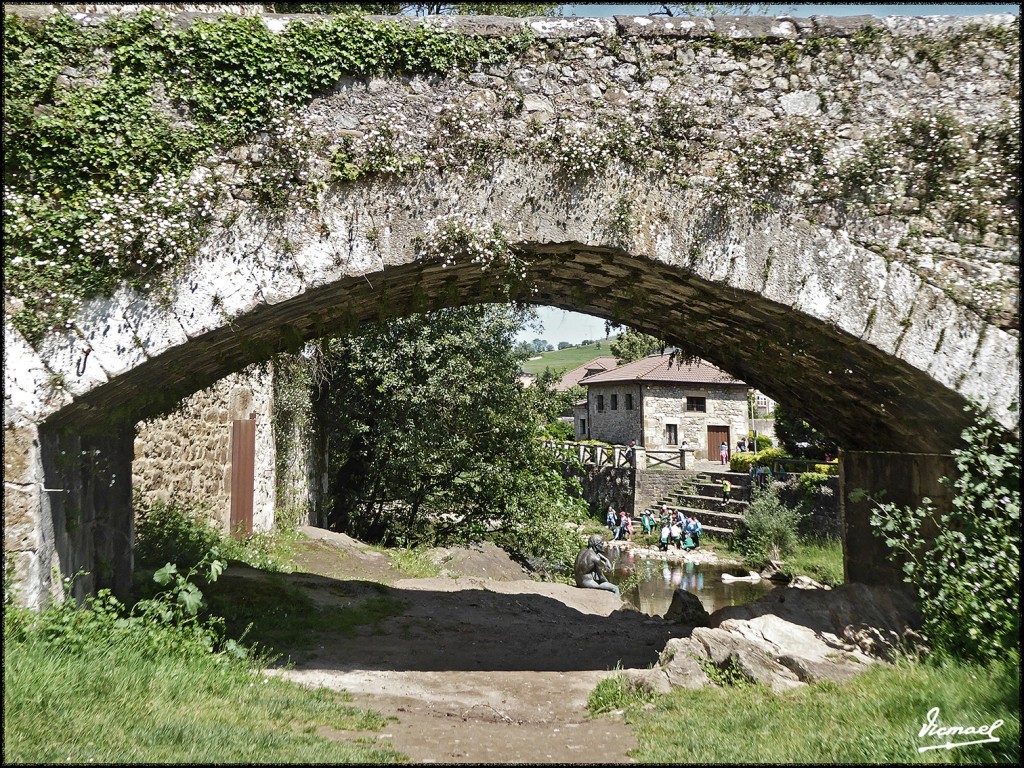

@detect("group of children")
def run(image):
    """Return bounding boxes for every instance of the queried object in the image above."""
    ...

[641,506,702,552]
[606,505,634,541]
[607,505,703,551]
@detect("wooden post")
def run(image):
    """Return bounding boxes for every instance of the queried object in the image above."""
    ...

[229,419,256,540]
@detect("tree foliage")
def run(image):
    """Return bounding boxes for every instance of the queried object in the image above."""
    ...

[316,305,587,567]
[867,409,1020,664]
[773,402,837,460]
[608,327,665,364]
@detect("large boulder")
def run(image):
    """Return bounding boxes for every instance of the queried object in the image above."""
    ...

[658,630,802,693]
[648,582,922,692]
[663,589,711,626]
[707,582,921,660]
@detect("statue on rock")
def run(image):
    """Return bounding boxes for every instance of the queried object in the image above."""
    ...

[574,535,620,595]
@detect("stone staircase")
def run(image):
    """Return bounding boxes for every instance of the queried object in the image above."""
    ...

[641,469,751,537]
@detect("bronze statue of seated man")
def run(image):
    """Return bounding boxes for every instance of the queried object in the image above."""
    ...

[574,534,620,595]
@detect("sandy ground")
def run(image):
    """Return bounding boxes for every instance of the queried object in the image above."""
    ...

[261,527,706,763]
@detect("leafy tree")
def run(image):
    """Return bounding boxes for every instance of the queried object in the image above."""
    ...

[867,409,1020,664]
[608,326,665,364]
[773,402,837,459]
[316,304,587,566]
[531,338,549,353]
[557,341,572,350]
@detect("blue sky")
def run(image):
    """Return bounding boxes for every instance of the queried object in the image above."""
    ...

[515,2,1016,346]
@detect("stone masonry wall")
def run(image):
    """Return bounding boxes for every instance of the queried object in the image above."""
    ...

[585,384,643,446]
[642,383,750,458]
[575,466,634,518]
[132,364,276,534]
[291,11,1018,331]
[634,468,695,515]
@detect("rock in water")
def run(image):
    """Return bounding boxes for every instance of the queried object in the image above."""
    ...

[663,589,710,626]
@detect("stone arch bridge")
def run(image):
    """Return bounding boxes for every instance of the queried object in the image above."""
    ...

[3,7,1019,607]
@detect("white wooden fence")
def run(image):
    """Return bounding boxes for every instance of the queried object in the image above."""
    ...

[541,440,695,470]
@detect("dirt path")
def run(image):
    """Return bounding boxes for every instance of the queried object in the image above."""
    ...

[262,527,699,763]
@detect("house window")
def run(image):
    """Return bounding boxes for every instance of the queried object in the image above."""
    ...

[597,395,605,412]
[611,394,618,410]
[580,418,586,435]
[666,424,678,445]
[686,396,707,412]
[625,393,634,410]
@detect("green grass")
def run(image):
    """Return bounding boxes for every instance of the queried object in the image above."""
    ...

[377,546,443,578]
[3,612,404,764]
[783,536,845,586]
[703,534,844,584]
[618,656,1019,764]
[519,339,616,376]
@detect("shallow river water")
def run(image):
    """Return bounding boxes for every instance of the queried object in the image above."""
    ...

[606,548,776,617]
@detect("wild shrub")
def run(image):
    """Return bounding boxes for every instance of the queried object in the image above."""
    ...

[867,410,1020,664]
[134,496,222,570]
[736,483,802,567]
[134,495,294,574]
[729,446,789,473]
[797,471,831,495]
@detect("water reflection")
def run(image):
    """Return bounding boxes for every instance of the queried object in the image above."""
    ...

[606,548,775,617]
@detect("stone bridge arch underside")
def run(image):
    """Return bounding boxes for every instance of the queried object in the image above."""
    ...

[3,9,1019,607]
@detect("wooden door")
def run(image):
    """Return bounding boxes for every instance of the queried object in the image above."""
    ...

[707,425,730,462]
[230,419,256,539]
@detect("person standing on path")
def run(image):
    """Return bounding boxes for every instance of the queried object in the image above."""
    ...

[720,441,729,465]
[614,512,630,540]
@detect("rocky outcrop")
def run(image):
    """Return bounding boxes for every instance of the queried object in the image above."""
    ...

[626,582,922,694]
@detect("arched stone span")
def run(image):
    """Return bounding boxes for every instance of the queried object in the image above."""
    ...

[3,8,1019,606]
[8,158,1017,445]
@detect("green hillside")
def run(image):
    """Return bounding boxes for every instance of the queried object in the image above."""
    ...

[520,339,616,376]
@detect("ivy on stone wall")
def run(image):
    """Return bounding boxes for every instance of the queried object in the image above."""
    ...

[2,9,531,343]
[4,8,1019,344]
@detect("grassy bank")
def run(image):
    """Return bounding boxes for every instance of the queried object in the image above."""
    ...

[593,656,1019,764]
[2,607,404,764]
[702,534,845,586]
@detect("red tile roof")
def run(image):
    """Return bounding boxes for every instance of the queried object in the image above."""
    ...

[580,354,747,386]
[553,356,619,391]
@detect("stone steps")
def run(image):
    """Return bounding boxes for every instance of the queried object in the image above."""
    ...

[639,469,752,536]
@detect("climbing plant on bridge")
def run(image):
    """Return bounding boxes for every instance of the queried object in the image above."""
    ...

[2,9,531,342]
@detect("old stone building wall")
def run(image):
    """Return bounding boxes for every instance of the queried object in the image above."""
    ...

[641,384,750,459]
[132,364,277,534]
[584,384,643,445]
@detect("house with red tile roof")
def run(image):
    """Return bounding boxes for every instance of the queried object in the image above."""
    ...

[551,356,619,392]
[572,353,773,461]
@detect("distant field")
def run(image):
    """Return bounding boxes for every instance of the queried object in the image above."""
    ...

[520,339,617,376]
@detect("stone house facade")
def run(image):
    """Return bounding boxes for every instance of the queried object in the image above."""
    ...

[574,355,765,461]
